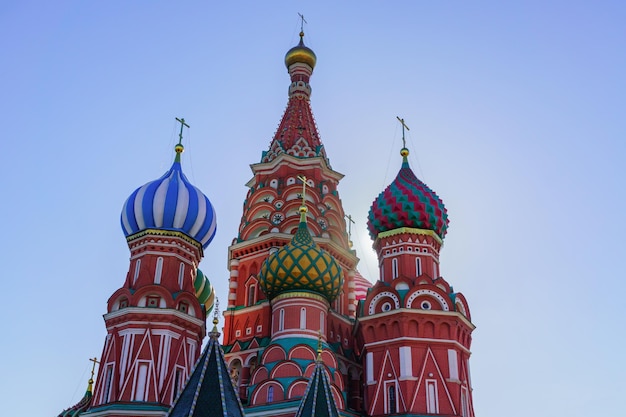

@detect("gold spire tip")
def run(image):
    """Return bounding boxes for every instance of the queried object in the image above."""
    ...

[316,330,323,361]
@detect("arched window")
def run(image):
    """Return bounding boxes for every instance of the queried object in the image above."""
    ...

[433,261,438,278]
[267,386,274,402]
[178,262,185,289]
[300,307,306,329]
[416,257,422,276]
[392,258,399,279]
[154,257,163,284]
[133,259,141,284]
[279,309,284,331]
[320,312,324,331]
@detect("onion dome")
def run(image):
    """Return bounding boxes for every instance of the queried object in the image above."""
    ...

[259,206,342,302]
[285,31,317,69]
[120,143,217,249]
[194,269,215,315]
[367,148,449,240]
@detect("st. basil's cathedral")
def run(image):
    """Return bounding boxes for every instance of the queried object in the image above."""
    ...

[58,30,476,417]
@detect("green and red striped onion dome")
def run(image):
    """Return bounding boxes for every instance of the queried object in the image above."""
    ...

[367,148,449,240]
[259,217,343,302]
[194,269,215,315]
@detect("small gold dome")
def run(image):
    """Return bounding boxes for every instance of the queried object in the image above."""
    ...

[285,32,317,69]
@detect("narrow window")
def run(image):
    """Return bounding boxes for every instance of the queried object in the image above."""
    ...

[133,259,141,284]
[267,386,274,402]
[103,364,114,403]
[415,257,422,276]
[279,309,284,331]
[426,380,439,413]
[154,257,163,284]
[448,349,459,380]
[388,384,397,414]
[392,258,399,279]
[300,307,306,329]
[399,346,412,377]
[320,312,324,331]
[134,362,149,401]
[461,387,469,417]
[432,261,438,278]
[178,262,185,289]
[173,368,182,401]
[366,352,374,383]
[248,284,256,306]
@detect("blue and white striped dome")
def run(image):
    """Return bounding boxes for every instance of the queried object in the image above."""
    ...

[120,149,217,249]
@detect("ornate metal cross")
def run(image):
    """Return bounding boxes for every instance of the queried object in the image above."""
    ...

[396,116,410,148]
[298,13,307,32]
[175,117,190,145]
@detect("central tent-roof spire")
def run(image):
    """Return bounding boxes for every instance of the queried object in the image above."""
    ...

[261,19,330,166]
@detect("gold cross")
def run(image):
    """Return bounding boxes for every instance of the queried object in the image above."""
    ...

[214,297,220,323]
[345,214,355,241]
[297,175,308,207]
[175,117,190,145]
[89,357,100,378]
[396,116,410,149]
[298,13,307,32]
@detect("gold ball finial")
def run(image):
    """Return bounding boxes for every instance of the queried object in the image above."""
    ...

[175,143,185,154]
[400,148,409,157]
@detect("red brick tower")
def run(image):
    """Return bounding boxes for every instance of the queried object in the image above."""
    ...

[221,31,363,412]
[85,128,217,417]
[358,142,476,417]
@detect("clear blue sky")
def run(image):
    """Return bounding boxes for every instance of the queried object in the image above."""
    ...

[1,1,624,416]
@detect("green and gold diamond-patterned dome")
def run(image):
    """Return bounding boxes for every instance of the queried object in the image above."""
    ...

[259,207,342,302]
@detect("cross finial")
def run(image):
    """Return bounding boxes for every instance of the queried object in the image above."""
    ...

[175,117,190,146]
[89,357,100,378]
[213,297,220,325]
[297,175,308,207]
[87,357,100,392]
[396,116,410,149]
[298,13,307,33]
[345,214,355,247]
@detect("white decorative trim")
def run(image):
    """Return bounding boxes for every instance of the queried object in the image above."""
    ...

[368,291,400,315]
[406,289,450,311]
[455,299,468,316]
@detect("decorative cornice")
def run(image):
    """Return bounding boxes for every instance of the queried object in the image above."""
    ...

[126,228,204,255]
[247,153,344,186]
[376,227,443,245]
[103,306,205,328]
[363,336,472,354]
[357,307,475,330]
[271,291,330,306]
